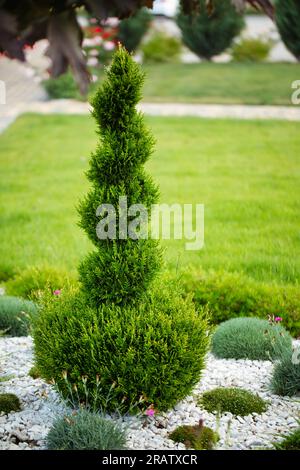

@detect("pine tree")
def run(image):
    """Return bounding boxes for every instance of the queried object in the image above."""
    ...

[78,46,161,307]
[177,0,244,61]
[275,0,300,62]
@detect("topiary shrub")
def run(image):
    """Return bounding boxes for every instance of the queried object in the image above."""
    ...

[77,47,162,307]
[169,419,219,450]
[117,8,152,53]
[142,32,181,63]
[6,266,75,300]
[270,349,300,396]
[177,0,244,60]
[199,387,268,416]
[275,0,300,62]
[34,47,210,414]
[0,393,21,413]
[232,37,272,62]
[181,269,300,337]
[46,408,126,450]
[0,296,37,336]
[211,317,292,361]
[274,427,300,450]
[34,281,209,413]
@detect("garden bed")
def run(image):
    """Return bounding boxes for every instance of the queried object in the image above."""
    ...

[1,336,299,451]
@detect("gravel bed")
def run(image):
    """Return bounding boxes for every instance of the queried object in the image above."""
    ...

[0,337,299,450]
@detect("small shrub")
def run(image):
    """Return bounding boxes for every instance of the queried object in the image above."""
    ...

[275,0,300,62]
[46,408,126,450]
[211,317,292,361]
[232,37,272,62]
[0,296,37,336]
[199,387,268,416]
[182,269,300,337]
[274,427,300,450]
[0,393,21,413]
[177,0,244,60]
[29,365,40,380]
[43,73,83,100]
[169,419,219,450]
[270,349,300,396]
[117,8,152,53]
[142,32,181,63]
[33,281,210,414]
[5,266,75,300]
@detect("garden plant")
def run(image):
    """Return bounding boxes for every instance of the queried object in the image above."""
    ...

[33,47,210,414]
[177,0,245,60]
[199,387,268,416]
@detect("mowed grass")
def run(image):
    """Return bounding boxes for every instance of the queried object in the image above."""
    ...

[0,113,299,284]
[141,62,300,105]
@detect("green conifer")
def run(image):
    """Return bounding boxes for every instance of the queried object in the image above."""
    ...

[78,46,161,307]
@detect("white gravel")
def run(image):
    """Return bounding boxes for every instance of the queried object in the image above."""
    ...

[0,336,299,450]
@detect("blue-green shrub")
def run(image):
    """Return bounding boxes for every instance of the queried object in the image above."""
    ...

[0,296,37,336]
[47,408,126,450]
[211,317,292,360]
[270,349,300,396]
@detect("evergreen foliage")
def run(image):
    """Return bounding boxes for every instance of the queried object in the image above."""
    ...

[270,349,300,396]
[34,47,210,414]
[199,387,268,416]
[78,47,162,307]
[0,393,21,414]
[33,281,210,413]
[169,420,219,450]
[177,0,244,60]
[275,0,300,61]
[47,408,126,450]
[117,8,152,53]
[211,317,292,361]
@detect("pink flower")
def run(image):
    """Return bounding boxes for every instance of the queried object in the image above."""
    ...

[275,316,282,322]
[145,408,155,417]
[53,289,61,296]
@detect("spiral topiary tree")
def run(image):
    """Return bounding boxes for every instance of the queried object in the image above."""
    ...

[177,0,245,61]
[33,47,210,414]
[275,0,300,62]
[78,46,161,307]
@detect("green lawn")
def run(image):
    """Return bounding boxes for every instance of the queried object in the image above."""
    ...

[46,63,300,106]
[0,113,299,284]
[141,63,300,105]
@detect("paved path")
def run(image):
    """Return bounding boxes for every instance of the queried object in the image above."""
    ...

[1,99,300,134]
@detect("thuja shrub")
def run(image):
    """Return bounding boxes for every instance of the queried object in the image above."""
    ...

[78,47,162,307]
[181,269,300,337]
[177,0,244,60]
[0,296,37,336]
[47,409,126,450]
[199,387,268,416]
[34,281,209,413]
[211,317,292,361]
[275,0,300,62]
[270,350,300,396]
[34,47,210,414]
[117,8,152,53]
